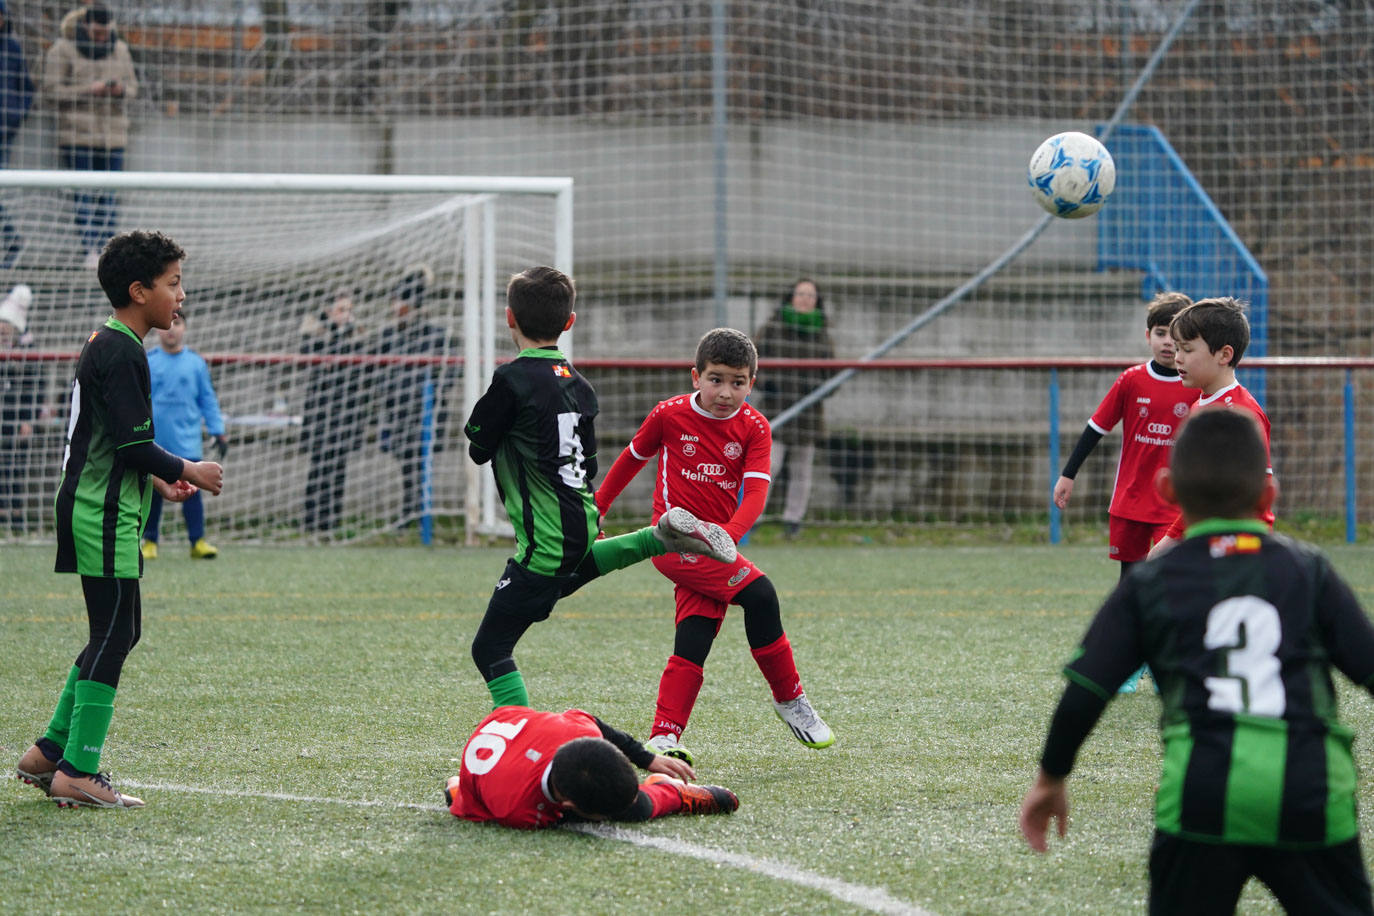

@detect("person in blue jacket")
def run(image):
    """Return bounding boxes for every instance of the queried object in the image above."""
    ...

[0,1,35,266]
[143,314,227,559]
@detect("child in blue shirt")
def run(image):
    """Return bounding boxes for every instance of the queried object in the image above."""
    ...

[143,314,226,558]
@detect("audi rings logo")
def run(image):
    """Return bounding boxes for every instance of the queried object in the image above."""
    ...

[697,463,727,476]
[1146,422,1174,435]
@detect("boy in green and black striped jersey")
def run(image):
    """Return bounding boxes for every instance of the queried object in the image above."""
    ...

[15,230,223,809]
[465,266,736,710]
[1021,407,1374,915]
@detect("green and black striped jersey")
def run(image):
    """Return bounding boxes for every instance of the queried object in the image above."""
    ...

[464,347,599,578]
[55,318,159,578]
[1066,519,1374,848]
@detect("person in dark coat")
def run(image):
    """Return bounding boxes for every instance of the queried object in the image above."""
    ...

[369,266,447,526]
[0,283,43,531]
[300,286,366,533]
[0,1,35,265]
[753,278,836,539]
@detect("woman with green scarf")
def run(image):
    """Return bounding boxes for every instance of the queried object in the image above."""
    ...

[754,278,836,539]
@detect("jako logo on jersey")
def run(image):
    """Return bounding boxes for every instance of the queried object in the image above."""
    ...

[494,576,511,590]
[552,365,571,377]
[1136,397,1151,404]
[727,567,749,586]
[1146,422,1174,435]
[696,463,726,476]
[679,434,700,442]
[723,441,742,459]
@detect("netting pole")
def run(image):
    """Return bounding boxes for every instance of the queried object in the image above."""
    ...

[480,198,499,534]
[463,201,483,546]
[1346,370,1357,543]
[1048,369,1062,545]
[420,379,435,544]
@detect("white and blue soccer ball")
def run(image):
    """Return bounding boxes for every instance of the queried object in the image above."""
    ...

[1027,131,1116,219]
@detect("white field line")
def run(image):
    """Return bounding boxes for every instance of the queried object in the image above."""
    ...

[119,780,935,916]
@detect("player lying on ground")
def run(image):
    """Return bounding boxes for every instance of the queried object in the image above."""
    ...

[445,706,738,829]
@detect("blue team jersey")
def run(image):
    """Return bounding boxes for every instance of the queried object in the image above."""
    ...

[147,346,224,460]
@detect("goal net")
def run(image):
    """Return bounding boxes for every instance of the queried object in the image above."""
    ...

[0,3,1369,535]
[0,170,571,546]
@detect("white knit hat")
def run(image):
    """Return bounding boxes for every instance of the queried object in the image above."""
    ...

[0,283,31,333]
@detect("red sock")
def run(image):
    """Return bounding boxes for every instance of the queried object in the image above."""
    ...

[751,634,803,702]
[642,781,682,818]
[652,655,704,738]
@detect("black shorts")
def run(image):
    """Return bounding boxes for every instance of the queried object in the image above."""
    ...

[484,558,576,623]
[1149,831,1373,916]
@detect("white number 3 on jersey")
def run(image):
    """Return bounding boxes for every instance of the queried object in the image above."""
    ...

[1203,596,1285,718]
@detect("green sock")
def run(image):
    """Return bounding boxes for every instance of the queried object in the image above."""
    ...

[41,665,81,752]
[64,680,117,774]
[589,527,663,574]
[486,670,529,709]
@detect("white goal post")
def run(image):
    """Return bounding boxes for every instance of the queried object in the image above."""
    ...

[0,169,572,546]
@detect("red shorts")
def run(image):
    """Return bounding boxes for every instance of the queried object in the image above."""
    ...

[1108,515,1173,563]
[651,549,766,626]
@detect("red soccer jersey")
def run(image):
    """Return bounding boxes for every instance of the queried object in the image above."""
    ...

[1087,362,1200,524]
[1161,380,1274,539]
[447,707,600,830]
[622,393,772,525]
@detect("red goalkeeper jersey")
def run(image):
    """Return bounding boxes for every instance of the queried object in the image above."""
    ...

[447,707,601,829]
[1087,362,1199,524]
[607,393,772,527]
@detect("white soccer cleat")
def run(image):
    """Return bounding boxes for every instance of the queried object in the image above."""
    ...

[654,507,737,564]
[773,693,834,749]
[646,733,695,767]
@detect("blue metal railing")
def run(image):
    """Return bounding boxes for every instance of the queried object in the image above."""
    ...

[1097,124,1269,403]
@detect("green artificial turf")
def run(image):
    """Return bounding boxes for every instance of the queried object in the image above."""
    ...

[3,543,1372,914]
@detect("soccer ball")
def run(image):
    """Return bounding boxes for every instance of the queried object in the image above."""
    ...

[1027,131,1116,219]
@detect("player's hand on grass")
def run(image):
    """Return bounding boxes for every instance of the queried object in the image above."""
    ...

[647,754,695,783]
[184,460,224,496]
[1019,769,1069,853]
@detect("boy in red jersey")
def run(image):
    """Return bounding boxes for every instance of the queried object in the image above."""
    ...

[1054,292,1198,693]
[444,706,738,829]
[595,327,833,764]
[1054,292,1198,578]
[1147,297,1273,559]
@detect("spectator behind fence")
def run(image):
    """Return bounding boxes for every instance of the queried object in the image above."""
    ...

[143,314,226,560]
[300,285,365,534]
[0,1,35,267]
[42,4,137,269]
[753,278,835,539]
[369,264,446,527]
[0,282,43,532]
